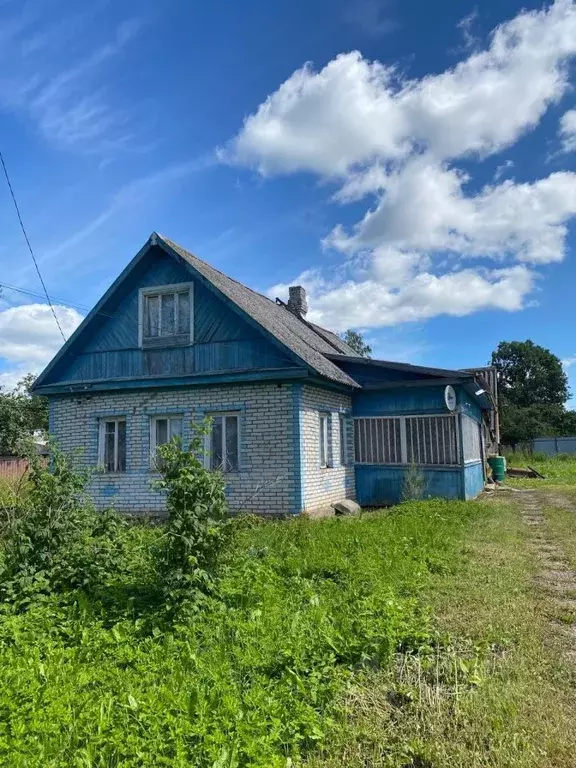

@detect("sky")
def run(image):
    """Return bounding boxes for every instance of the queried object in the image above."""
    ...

[2,0,576,401]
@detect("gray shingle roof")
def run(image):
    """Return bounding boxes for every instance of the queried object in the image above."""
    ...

[158,235,360,388]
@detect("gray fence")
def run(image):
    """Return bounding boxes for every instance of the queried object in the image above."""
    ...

[532,437,576,456]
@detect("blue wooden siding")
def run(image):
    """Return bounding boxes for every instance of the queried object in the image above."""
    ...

[353,385,449,417]
[44,247,294,385]
[355,465,463,505]
[352,383,486,505]
[337,361,427,387]
[459,389,483,422]
[464,462,484,499]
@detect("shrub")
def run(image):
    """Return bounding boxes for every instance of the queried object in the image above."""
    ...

[154,420,230,612]
[0,446,127,606]
[402,462,426,501]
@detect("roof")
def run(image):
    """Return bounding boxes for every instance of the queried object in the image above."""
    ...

[151,235,360,388]
[325,354,476,379]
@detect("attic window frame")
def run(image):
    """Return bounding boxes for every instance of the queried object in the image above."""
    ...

[138,282,194,348]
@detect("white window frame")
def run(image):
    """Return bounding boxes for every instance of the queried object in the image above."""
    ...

[205,412,241,473]
[98,417,127,473]
[339,414,348,466]
[353,414,460,467]
[138,282,194,347]
[150,414,184,468]
[319,413,330,468]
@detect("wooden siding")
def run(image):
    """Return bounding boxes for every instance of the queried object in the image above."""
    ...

[355,465,463,505]
[43,247,294,386]
[353,385,450,418]
[463,462,485,499]
[337,361,427,387]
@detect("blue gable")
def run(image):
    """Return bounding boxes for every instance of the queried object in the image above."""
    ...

[38,245,297,390]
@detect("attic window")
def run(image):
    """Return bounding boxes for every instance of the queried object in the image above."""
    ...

[139,283,193,348]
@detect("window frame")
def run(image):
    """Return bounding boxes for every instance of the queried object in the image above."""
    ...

[149,414,184,468]
[319,412,330,468]
[339,414,348,466]
[98,417,127,473]
[205,412,241,474]
[353,414,461,467]
[138,282,194,348]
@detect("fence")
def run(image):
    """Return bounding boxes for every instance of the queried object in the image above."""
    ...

[0,457,31,481]
[532,437,576,456]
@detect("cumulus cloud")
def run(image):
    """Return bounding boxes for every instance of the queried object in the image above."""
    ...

[224,1,576,174]
[559,109,576,153]
[224,1,576,329]
[0,303,83,389]
[271,265,535,331]
[327,158,576,265]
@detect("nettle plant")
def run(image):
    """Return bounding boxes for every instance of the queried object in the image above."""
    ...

[154,419,230,611]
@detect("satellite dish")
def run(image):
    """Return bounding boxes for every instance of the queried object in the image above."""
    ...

[444,385,457,411]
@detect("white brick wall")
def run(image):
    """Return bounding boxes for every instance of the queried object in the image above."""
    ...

[300,384,356,513]
[49,382,297,516]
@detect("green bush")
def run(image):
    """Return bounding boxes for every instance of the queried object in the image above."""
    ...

[154,420,230,613]
[0,447,127,606]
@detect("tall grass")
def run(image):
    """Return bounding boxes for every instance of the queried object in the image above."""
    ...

[0,499,477,767]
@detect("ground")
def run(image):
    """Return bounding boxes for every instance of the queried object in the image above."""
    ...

[1,457,576,766]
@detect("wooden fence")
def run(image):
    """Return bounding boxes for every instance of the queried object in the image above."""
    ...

[0,457,31,481]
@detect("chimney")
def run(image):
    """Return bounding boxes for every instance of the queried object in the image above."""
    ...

[287,285,308,317]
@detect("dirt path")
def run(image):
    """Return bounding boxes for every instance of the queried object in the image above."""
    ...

[519,491,576,660]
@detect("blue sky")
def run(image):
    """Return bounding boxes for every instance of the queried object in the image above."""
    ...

[1,0,576,400]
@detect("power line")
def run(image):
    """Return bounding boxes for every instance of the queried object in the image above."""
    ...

[0,151,67,343]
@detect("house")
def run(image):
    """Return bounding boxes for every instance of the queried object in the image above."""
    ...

[32,233,497,515]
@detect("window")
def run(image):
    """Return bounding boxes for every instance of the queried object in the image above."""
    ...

[150,415,183,467]
[140,284,192,347]
[462,415,482,463]
[99,418,126,472]
[355,417,402,464]
[405,415,458,466]
[354,414,459,466]
[209,414,239,472]
[339,415,348,466]
[319,413,329,468]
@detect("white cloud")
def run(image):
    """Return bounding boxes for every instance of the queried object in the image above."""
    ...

[224,1,576,174]
[273,264,535,331]
[0,303,83,389]
[562,354,576,368]
[327,158,576,265]
[224,1,576,331]
[559,109,576,152]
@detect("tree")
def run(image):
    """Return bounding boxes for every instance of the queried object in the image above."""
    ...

[490,340,573,447]
[341,329,372,358]
[0,375,48,456]
[491,340,569,407]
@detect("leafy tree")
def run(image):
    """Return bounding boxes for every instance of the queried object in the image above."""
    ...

[490,340,575,446]
[341,329,372,358]
[0,374,48,456]
[491,340,568,407]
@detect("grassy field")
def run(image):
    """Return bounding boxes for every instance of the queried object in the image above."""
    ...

[1,484,576,765]
[504,451,576,487]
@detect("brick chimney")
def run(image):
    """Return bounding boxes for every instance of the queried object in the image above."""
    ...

[287,285,308,317]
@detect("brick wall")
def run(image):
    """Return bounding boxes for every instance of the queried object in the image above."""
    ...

[299,384,356,513]
[49,382,297,515]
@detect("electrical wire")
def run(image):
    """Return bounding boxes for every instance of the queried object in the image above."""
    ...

[0,151,67,343]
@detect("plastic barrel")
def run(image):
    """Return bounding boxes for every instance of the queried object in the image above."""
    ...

[488,456,507,482]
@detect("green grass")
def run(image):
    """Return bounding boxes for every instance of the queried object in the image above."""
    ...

[310,497,576,767]
[1,495,576,766]
[503,452,576,488]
